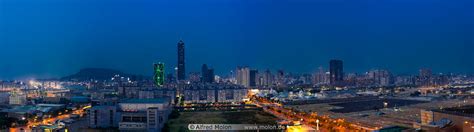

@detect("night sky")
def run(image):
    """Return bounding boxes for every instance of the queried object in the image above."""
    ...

[0,0,473,80]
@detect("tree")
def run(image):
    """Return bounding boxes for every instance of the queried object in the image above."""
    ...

[410,91,421,96]
[161,123,170,132]
[169,110,180,119]
[0,117,18,128]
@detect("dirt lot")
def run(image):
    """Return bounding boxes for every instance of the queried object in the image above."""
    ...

[164,110,278,132]
[289,99,474,128]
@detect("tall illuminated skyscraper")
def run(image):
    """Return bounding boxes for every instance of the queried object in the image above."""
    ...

[153,63,165,87]
[177,40,185,80]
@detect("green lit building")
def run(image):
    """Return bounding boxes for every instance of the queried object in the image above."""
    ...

[153,63,165,87]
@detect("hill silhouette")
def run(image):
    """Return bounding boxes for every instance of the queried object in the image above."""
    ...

[61,68,147,81]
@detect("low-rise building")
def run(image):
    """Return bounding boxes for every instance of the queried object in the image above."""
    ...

[9,91,27,105]
[0,91,9,104]
[182,83,247,104]
[118,86,176,104]
[118,98,172,132]
[415,106,474,132]
[88,106,118,128]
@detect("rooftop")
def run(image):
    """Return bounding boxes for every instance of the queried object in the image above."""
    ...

[439,105,474,114]
[432,105,474,117]
[36,104,65,107]
[120,98,168,104]
[90,105,116,109]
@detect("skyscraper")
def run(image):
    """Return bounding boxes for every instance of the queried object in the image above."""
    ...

[249,70,258,87]
[177,40,185,80]
[201,64,215,83]
[153,63,165,87]
[329,59,343,85]
[236,66,250,87]
[207,69,214,83]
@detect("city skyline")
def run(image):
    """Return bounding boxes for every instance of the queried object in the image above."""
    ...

[2,1,474,132]
[0,36,472,80]
[1,0,473,80]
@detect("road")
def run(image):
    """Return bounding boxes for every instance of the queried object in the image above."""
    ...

[9,105,90,132]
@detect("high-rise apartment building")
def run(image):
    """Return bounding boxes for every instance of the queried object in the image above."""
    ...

[236,67,250,87]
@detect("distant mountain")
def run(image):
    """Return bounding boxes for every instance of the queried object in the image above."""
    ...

[61,68,148,81]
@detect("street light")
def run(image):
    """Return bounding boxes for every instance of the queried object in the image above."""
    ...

[316,119,320,131]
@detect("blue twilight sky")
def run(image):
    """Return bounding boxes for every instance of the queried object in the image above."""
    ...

[0,0,473,80]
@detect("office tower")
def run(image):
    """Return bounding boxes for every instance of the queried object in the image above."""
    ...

[201,64,215,83]
[177,40,185,80]
[249,70,258,87]
[329,59,344,85]
[153,63,165,87]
